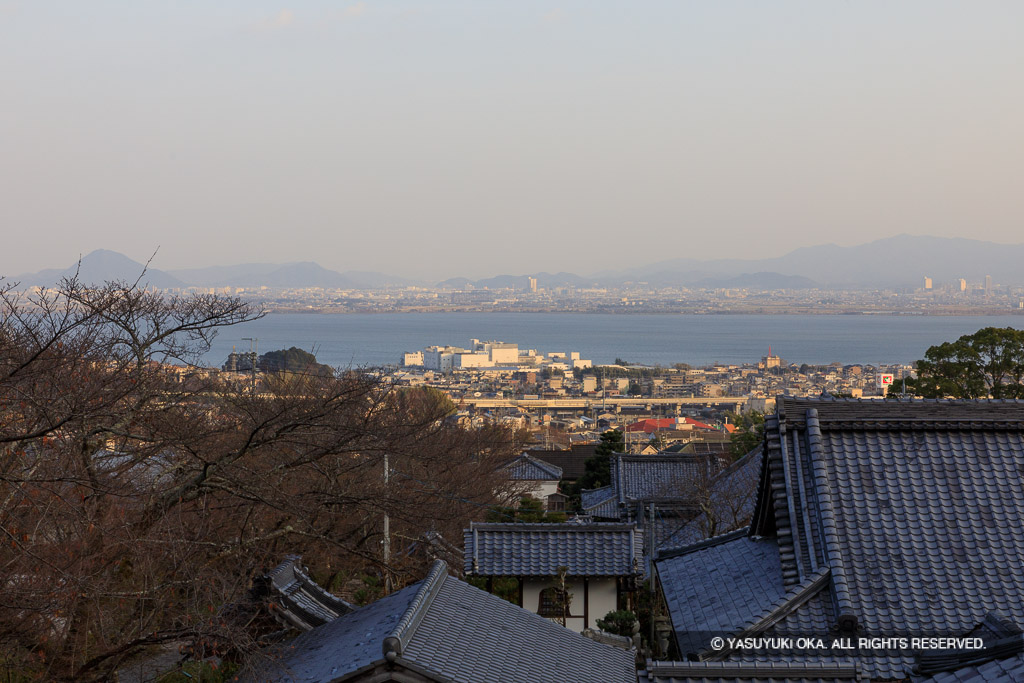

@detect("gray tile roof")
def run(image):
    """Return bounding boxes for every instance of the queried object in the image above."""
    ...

[655,532,786,655]
[258,555,354,631]
[527,443,597,479]
[253,573,418,681]
[763,399,1024,678]
[912,613,1024,680]
[580,454,720,525]
[914,652,1024,682]
[504,452,563,481]
[464,522,644,577]
[657,398,1024,682]
[613,454,714,505]
[639,660,863,683]
[581,485,620,519]
[658,447,762,549]
[254,560,637,683]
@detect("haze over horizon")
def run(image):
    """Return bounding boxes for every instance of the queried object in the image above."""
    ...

[3,2,1022,279]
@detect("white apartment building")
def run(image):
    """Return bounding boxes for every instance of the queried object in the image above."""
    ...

[423,346,464,372]
[470,339,520,365]
[409,339,590,374]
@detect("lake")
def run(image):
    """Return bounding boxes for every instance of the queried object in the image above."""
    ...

[200,312,1024,369]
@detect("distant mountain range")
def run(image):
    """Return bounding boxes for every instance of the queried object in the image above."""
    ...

[619,235,1024,289]
[14,250,189,290]
[442,235,1023,290]
[11,251,423,290]
[8,235,1023,291]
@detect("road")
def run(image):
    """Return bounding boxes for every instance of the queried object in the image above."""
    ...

[456,396,748,411]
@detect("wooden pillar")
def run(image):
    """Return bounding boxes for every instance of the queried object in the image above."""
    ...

[583,578,590,629]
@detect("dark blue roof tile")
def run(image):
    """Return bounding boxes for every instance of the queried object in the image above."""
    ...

[504,453,563,481]
[659,398,1024,682]
[465,522,643,577]
[253,560,636,683]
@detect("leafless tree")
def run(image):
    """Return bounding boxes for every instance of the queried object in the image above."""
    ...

[653,450,761,550]
[0,276,518,681]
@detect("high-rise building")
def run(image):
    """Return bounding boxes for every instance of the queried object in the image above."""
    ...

[959,278,968,292]
[528,277,537,293]
[985,275,992,294]
[924,277,933,290]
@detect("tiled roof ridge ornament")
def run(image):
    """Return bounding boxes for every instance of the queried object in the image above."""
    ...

[264,553,304,587]
[259,554,354,631]
[382,559,448,663]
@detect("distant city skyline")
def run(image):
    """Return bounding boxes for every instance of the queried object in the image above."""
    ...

[2,2,1023,279]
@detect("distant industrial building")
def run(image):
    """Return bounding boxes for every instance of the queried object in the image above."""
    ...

[404,339,591,374]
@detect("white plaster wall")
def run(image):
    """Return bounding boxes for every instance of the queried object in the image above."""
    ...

[587,578,619,628]
[455,353,492,368]
[530,480,559,501]
[521,577,619,633]
[489,346,519,364]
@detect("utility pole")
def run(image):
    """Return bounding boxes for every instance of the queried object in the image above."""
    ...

[383,451,392,593]
[648,501,657,649]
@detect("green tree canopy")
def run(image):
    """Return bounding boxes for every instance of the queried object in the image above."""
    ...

[258,346,334,376]
[728,410,765,459]
[561,429,625,511]
[580,428,624,488]
[597,610,639,638]
[904,327,1024,398]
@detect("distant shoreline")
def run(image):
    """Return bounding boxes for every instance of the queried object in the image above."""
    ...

[261,307,1024,317]
[204,311,1024,368]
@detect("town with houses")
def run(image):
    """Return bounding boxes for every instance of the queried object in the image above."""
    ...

[182,275,1024,315]
[387,338,910,443]
[220,335,912,451]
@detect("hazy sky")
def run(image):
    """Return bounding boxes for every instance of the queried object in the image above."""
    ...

[2,2,1022,280]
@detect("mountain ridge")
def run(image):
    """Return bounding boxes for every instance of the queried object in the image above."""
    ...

[8,236,1021,290]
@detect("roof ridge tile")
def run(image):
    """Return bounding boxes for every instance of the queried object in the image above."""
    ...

[806,408,856,632]
[655,528,749,560]
[383,559,448,660]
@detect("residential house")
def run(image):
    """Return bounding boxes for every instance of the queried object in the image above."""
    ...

[464,522,644,633]
[626,418,723,452]
[502,452,563,510]
[526,443,599,482]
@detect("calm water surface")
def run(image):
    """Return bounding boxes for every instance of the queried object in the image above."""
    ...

[200,313,1024,369]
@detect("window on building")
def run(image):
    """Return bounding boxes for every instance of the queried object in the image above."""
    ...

[537,586,571,617]
[546,493,566,512]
